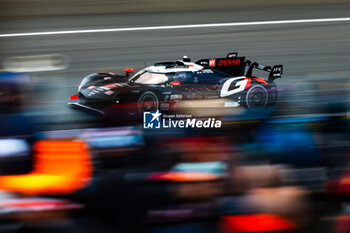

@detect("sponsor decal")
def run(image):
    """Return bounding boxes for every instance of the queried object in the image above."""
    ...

[160,103,170,111]
[224,101,239,107]
[272,66,283,77]
[143,110,222,129]
[220,77,250,97]
[227,53,238,58]
[209,59,216,67]
[104,90,114,95]
[197,69,214,74]
[87,90,100,96]
[104,83,119,89]
[87,85,96,89]
[218,59,241,66]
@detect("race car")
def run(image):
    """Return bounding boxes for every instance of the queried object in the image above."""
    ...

[68,52,283,115]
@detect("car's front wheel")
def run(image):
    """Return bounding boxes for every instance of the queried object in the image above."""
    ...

[137,91,159,113]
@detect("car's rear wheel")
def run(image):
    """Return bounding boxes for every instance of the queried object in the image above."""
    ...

[267,84,278,105]
[245,84,268,111]
[137,91,159,113]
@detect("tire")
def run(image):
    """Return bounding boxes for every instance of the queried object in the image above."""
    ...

[137,91,159,113]
[267,83,278,105]
[245,84,269,111]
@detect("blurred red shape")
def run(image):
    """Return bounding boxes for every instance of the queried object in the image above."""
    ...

[253,77,268,85]
[124,68,134,73]
[0,198,83,212]
[220,214,296,232]
[148,171,220,182]
[170,81,181,86]
[335,215,350,233]
[69,94,78,100]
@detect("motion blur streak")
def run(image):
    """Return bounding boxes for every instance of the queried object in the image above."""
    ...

[0,141,92,195]
[1,17,350,38]
[3,54,69,72]
[220,214,296,232]
[148,171,221,182]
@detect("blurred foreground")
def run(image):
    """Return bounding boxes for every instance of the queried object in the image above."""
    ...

[0,70,349,233]
[1,1,350,232]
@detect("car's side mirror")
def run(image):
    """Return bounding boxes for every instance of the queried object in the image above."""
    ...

[124,68,134,76]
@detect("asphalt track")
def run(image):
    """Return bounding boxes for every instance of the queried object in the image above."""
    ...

[1,3,350,129]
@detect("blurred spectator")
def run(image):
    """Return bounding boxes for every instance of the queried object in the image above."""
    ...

[0,71,34,175]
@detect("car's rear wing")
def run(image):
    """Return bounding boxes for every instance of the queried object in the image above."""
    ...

[195,52,283,81]
[245,61,283,82]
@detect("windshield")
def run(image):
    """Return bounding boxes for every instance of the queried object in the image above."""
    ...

[79,73,101,91]
[129,70,170,84]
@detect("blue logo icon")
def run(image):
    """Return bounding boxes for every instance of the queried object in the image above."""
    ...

[143,110,162,129]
